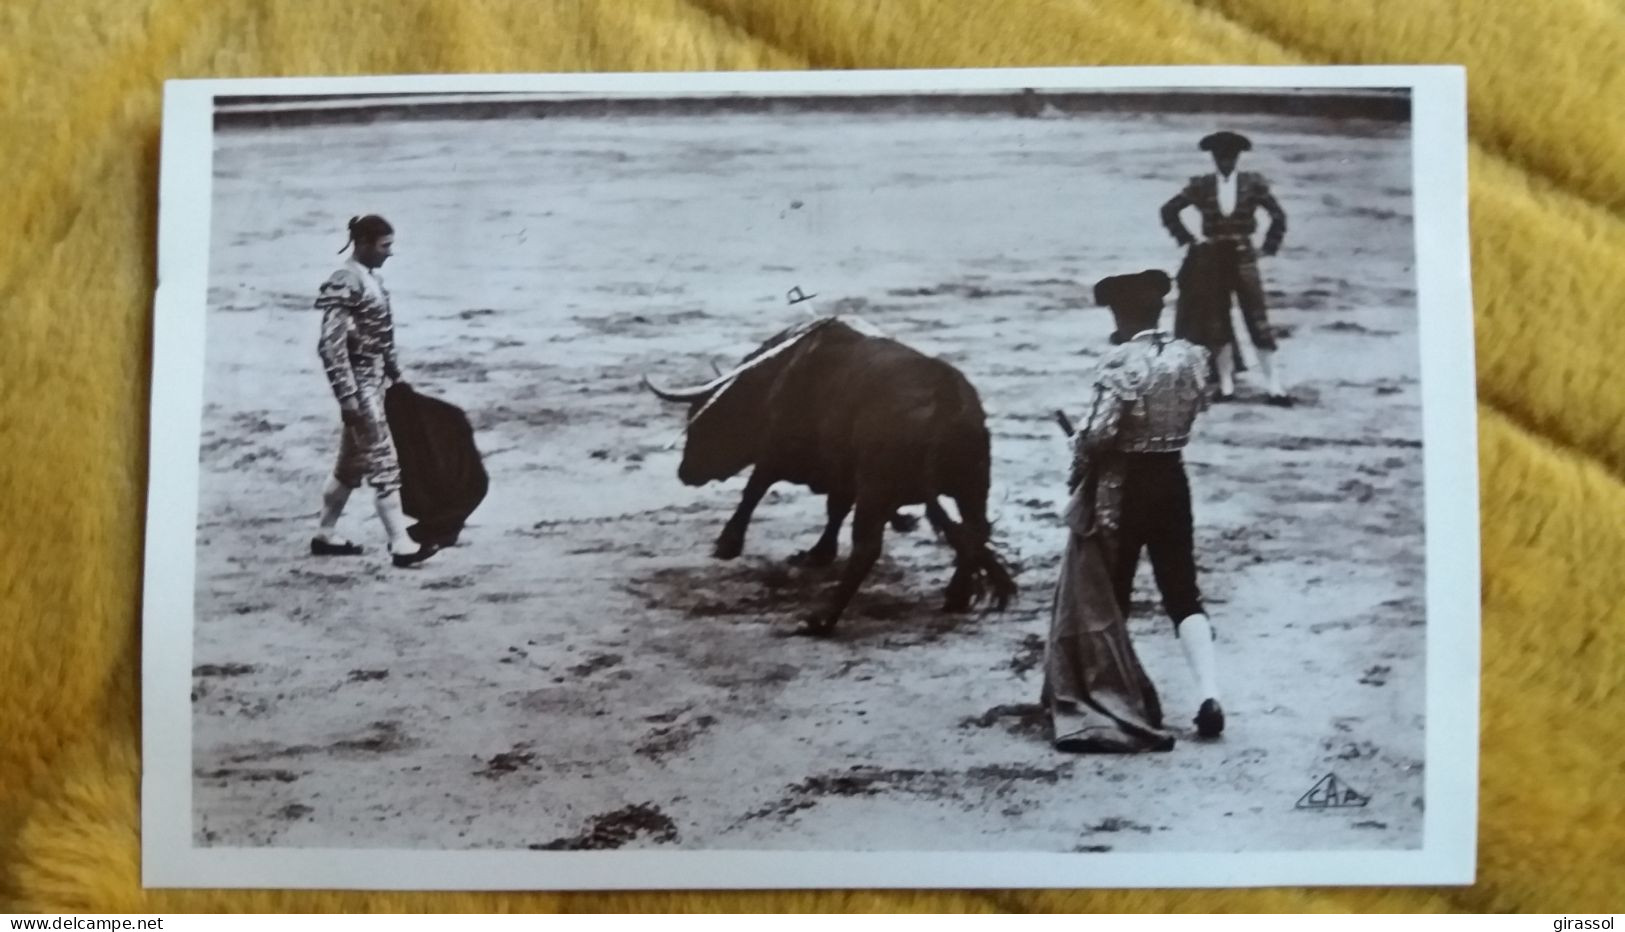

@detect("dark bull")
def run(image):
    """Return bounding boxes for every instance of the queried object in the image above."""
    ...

[643,318,1016,634]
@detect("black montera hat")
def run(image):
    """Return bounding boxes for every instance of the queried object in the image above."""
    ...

[1199,130,1252,154]
[1093,269,1172,308]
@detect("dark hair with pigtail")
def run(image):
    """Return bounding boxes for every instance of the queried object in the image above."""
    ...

[339,214,394,253]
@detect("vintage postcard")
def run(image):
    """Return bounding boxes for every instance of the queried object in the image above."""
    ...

[142,66,1479,890]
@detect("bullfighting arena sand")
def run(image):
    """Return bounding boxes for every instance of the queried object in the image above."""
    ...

[191,106,1425,853]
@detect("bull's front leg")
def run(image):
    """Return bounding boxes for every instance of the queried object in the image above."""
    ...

[789,492,852,567]
[805,499,887,635]
[714,468,774,560]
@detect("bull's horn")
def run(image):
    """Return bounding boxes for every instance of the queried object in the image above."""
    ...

[640,356,759,402]
[641,374,718,403]
[642,323,824,404]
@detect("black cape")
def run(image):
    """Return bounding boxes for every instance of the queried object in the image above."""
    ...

[384,383,489,547]
[1173,241,1247,374]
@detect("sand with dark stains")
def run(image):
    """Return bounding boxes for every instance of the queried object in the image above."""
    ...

[193,106,1424,852]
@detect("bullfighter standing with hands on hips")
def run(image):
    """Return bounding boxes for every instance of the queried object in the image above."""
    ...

[1161,130,1294,405]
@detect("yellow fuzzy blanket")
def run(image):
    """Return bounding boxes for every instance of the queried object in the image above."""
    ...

[3,0,1621,914]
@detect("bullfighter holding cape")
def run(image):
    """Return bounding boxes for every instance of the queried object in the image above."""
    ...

[1042,269,1226,753]
[311,214,487,567]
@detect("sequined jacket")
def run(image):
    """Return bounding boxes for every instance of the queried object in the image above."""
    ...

[316,260,401,403]
[1160,171,1287,253]
[1065,332,1211,533]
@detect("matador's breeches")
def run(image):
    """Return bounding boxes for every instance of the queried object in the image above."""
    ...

[1213,239,1278,353]
[333,389,402,495]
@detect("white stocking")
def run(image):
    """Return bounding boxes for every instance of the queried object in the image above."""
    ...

[1215,343,1237,396]
[316,475,353,542]
[1178,614,1222,702]
[374,490,417,555]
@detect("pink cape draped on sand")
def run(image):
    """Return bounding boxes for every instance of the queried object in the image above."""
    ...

[1041,470,1176,754]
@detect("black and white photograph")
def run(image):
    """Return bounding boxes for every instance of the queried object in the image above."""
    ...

[142,67,1479,890]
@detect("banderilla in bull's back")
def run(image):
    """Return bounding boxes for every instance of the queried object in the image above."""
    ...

[643,316,1017,635]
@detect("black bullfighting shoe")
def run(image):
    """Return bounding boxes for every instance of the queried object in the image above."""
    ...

[1195,698,1226,738]
[391,543,441,569]
[310,537,364,557]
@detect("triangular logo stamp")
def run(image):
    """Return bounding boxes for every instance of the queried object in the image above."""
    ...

[1295,773,1370,809]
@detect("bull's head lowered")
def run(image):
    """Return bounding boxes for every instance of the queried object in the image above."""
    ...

[642,315,1014,632]
[641,320,827,487]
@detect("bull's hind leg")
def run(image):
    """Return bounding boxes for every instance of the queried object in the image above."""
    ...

[958,491,1016,611]
[925,499,976,612]
[928,494,1016,613]
[714,469,774,560]
[790,492,851,567]
[805,498,888,636]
